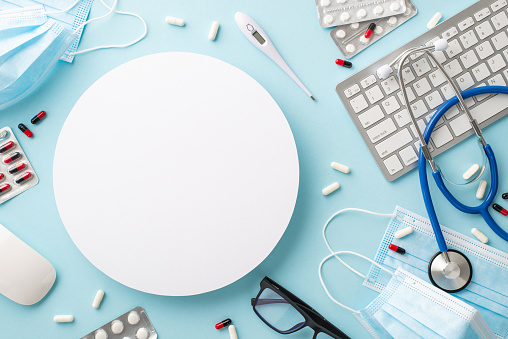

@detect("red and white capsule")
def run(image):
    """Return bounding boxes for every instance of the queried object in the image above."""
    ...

[9,162,26,174]
[3,152,21,164]
[15,172,32,185]
[0,183,11,194]
[0,141,15,154]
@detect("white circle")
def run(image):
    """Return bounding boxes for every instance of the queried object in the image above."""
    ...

[128,311,140,325]
[95,330,107,339]
[357,9,367,18]
[53,53,299,296]
[136,328,149,339]
[346,44,356,53]
[340,12,351,22]
[337,0,347,3]
[375,26,384,35]
[374,6,384,15]
[320,0,331,6]
[323,14,334,25]
[111,320,124,334]
[335,29,346,38]
[388,16,398,26]
[350,22,359,30]
[390,2,401,11]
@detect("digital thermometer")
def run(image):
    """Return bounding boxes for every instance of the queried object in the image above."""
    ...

[235,12,315,101]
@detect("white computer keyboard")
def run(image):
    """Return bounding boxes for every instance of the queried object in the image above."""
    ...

[337,0,508,181]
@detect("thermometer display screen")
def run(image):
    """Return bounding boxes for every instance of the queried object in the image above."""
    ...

[252,31,266,45]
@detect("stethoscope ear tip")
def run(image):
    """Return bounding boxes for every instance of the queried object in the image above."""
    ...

[377,64,392,79]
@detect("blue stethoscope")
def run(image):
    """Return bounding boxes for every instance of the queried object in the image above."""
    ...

[378,39,508,292]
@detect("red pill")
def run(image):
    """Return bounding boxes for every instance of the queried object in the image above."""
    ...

[31,111,46,124]
[18,124,33,138]
[0,183,11,194]
[3,152,21,164]
[15,172,32,184]
[0,173,4,181]
[364,23,376,38]
[0,141,14,154]
[493,203,508,216]
[335,58,353,68]
[9,162,26,174]
[389,244,406,254]
[215,318,231,329]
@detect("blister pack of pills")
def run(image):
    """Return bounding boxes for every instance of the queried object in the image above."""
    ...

[0,127,38,204]
[81,307,157,339]
[316,0,407,28]
[330,0,417,58]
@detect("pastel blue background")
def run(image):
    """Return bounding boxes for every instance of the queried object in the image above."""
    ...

[1,0,507,338]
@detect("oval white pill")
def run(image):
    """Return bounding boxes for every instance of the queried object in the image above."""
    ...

[54,315,74,323]
[390,2,401,11]
[331,162,350,173]
[321,0,331,6]
[394,226,413,239]
[335,30,346,38]
[427,12,442,29]
[388,16,398,26]
[357,9,367,19]
[92,290,104,309]
[136,328,149,339]
[229,325,238,339]
[340,12,351,22]
[208,21,219,41]
[463,164,480,180]
[111,320,124,334]
[322,182,340,196]
[128,311,140,325]
[374,26,384,35]
[165,16,185,26]
[324,14,334,25]
[476,180,487,199]
[374,6,384,16]
[350,22,359,30]
[346,44,356,53]
[471,228,488,243]
[95,329,108,339]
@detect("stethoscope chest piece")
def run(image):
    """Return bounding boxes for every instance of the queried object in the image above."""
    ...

[428,249,472,293]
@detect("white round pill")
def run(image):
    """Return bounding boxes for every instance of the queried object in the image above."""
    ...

[136,328,149,339]
[321,0,331,6]
[404,7,412,16]
[335,30,346,38]
[346,44,356,53]
[95,329,108,339]
[360,36,369,44]
[374,26,384,35]
[374,6,384,16]
[111,320,124,334]
[388,16,398,26]
[337,0,347,3]
[390,2,401,11]
[323,14,334,25]
[340,12,351,22]
[128,311,140,325]
[350,22,359,30]
[357,9,367,19]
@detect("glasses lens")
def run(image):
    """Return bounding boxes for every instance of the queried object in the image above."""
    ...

[316,332,336,339]
[254,288,305,333]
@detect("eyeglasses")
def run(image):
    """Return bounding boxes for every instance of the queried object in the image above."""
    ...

[251,277,350,339]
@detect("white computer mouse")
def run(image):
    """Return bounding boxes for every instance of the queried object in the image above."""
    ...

[0,224,56,305]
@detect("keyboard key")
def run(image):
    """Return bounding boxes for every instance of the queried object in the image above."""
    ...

[365,85,384,104]
[401,67,416,83]
[397,88,416,103]
[487,54,506,72]
[492,31,508,50]
[470,91,508,123]
[474,7,491,21]
[445,39,463,58]
[475,20,495,38]
[457,72,475,90]
[399,145,418,166]
[394,109,411,127]
[465,97,475,108]
[459,30,478,49]
[410,100,429,118]
[491,0,507,12]
[429,69,446,87]
[366,118,397,143]
[412,57,432,77]
[487,73,506,86]
[503,69,508,81]
[380,76,399,95]
[381,95,400,114]
[350,94,369,113]
[458,17,474,31]
[425,91,444,109]
[383,154,403,175]
[444,105,461,120]
[344,84,361,98]
[360,75,377,88]
[460,50,479,68]
[476,41,494,59]
[471,63,491,81]
[410,119,427,138]
[358,105,384,128]
[375,129,412,158]
[413,78,432,96]
[443,59,463,77]
[441,83,455,100]
[491,11,508,29]
[431,125,453,148]
[442,27,458,39]
[474,83,490,101]
[425,111,445,126]
[449,113,472,136]
[431,50,447,65]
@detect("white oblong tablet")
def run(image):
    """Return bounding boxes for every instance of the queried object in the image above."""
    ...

[322,182,340,196]
[92,290,104,308]
[335,30,346,39]
[128,311,140,325]
[374,6,384,16]
[331,162,350,173]
[54,315,74,323]
[463,164,480,180]
[111,320,124,334]
[390,2,401,11]
[476,180,487,199]
[340,12,351,22]
[346,44,356,53]
[95,329,108,339]
[394,226,413,239]
[324,14,334,25]
[229,325,238,339]
[350,22,359,30]
[427,12,442,29]
[136,328,149,339]
[208,21,219,41]
[165,16,185,26]
[471,228,488,243]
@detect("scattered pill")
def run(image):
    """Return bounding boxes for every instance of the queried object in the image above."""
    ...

[331,162,350,173]
[0,183,11,194]
[390,2,401,11]
[350,22,359,30]
[0,130,10,142]
[357,9,367,19]
[374,26,383,35]
[0,173,4,181]
[394,226,413,239]
[427,12,442,29]
[335,30,346,38]
[92,290,104,309]
[493,203,508,216]
[476,180,487,200]
[3,152,21,164]
[15,172,32,185]
[335,59,352,68]
[471,228,488,243]
[9,162,26,174]
[18,123,33,138]
[322,182,340,196]
[110,320,124,334]
[208,21,219,40]
[389,244,405,254]
[373,5,384,16]
[346,44,356,53]
[502,192,508,199]
[387,16,398,26]
[54,315,74,323]
[463,164,480,180]
[324,14,334,25]
[136,327,149,339]
[165,16,185,26]
[340,12,351,22]
[229,325,238,339]
[320,0,330,6]
[364,23,376,38]
[31,110,46,124]
[216,318,232,329]
[0,141,14,154]
[128,311,140,325]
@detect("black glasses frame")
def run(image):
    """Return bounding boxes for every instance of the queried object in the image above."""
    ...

[251,277,350,339]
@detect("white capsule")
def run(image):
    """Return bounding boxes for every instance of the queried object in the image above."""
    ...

[322,182,340,196]
[208,21,220,41]
[111,320,124,334]
[471,228,488,243]
[463,164,480,180]
[54,315,74,323]
[92,289,104,308]
[427,12,442,29]
[394,226,413,239]
[165,16,185,26]
[229,325,238,339]
[476,180,487,199]
[335,29,346,39]
[331,162,350,173]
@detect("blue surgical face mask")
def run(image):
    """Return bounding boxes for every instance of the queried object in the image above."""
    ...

[319,251,496,338]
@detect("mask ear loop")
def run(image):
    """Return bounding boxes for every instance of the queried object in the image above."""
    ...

[318,250,396,314]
